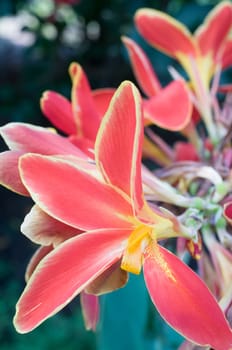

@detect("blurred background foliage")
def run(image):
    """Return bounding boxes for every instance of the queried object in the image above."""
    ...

[0,0,229,349]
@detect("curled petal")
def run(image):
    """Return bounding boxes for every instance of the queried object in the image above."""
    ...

[195,1,232,59]
[0,151,29,195]
[0,123,86,158]
[14,229,129,333]
[92,88,115,117]
[21,205,81,246]
[19,154,134,230]
[80,292,99,331]
[144,80,192,131]
[40,91,77,135]
[122,36,161,97]
[69,62,100,141]
[135,9,197,60]
[143,243,232,349]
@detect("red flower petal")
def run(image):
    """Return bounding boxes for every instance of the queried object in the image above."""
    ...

[122,36,161,97]
[0,123,86,158]
[135,9,197,60]
[69,135,95,158]
[95,81,144,210]
[221,40,232,70]
[14,229,129,333]
[143,243,232,349]
[92,88,115,117]
[19,154,133,230]
[174,142,199,161]
[21,205,81,246]
[143,80,192,131]
[195,2,232,59]
[69,62,101,141]
[0,150,29,195]
[41,91,77,135]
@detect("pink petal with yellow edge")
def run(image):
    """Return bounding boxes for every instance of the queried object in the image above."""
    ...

[221,40,232,70]
[21,205,81,246]
[19,154,133,230]
[0,150,29,195]
[80,292,99,331]
[0,123,86,158]
[25,245,53,282]
[143,80,192,131]
[14,229,130,333]
[143,243,232,349]
[92,88,115,117]
[95,81,144,208]
[195,2,232,59]
[135,9,197,59]
[69,62,101,141]
[122,36,161,97]
[40,91,77,135]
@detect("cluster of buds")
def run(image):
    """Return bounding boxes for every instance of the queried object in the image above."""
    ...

[1,2,232,349]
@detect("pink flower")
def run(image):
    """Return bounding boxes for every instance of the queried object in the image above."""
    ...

[135,2,232,93]
[14,81,232,349]
[135,1,232,142]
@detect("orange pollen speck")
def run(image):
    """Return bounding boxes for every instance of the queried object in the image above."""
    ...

[121,225,152,274]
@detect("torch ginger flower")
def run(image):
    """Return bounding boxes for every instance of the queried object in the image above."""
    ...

[13,81,232,349]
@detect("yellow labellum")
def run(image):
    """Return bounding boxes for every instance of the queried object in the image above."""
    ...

[121,225,151,274]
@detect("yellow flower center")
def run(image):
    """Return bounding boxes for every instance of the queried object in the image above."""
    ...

[120,214,179,275]
[121,225,152,275]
